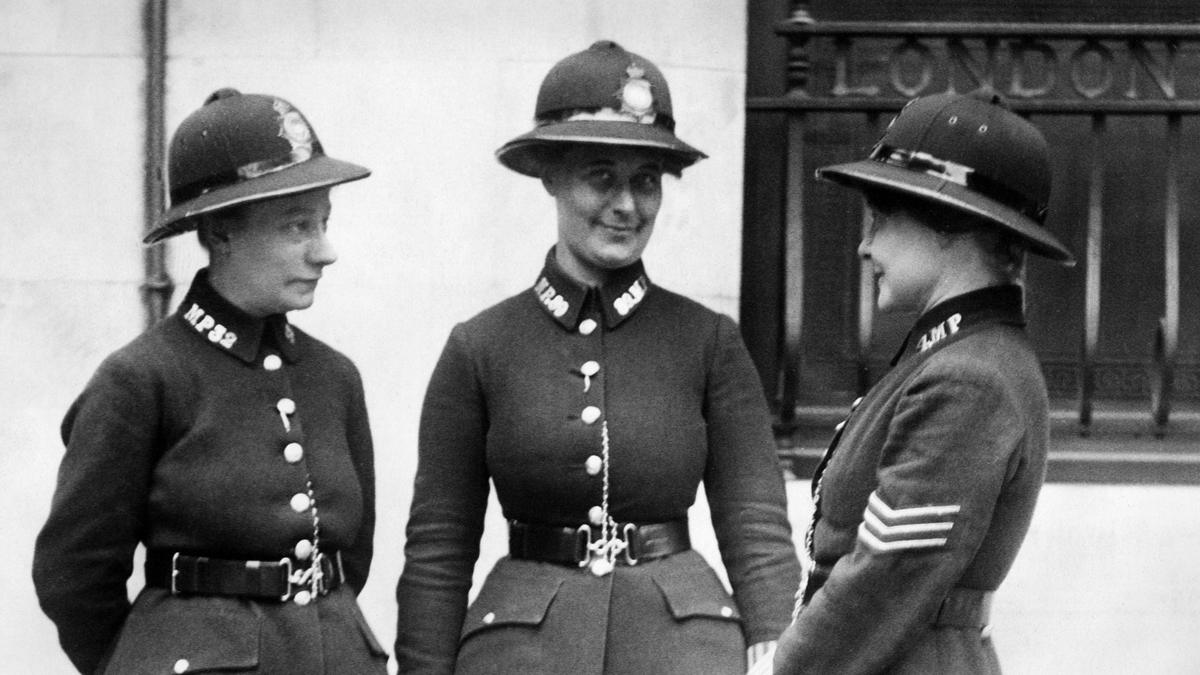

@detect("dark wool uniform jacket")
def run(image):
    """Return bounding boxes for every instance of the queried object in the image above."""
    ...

[775,285,1049,674]
[33,270,385,674]
[395,252,801,674]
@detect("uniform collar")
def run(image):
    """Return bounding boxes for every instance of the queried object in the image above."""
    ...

[175,268,299,364]
[892,284,1026,365]
[531,248,652,330]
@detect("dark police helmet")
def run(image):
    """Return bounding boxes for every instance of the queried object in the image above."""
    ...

[496,40,707,177]
[817,89,1074,265]
[144,88,370,244]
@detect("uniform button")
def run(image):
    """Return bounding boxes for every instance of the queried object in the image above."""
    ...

[482,611,496,624]
[263,354,282,371]
[283,442,304,463]
[579,319,598,335]
[294,539,314,560]
[720,605,733,618]
[294,590,312,606]
[585,455,603,476]
[588,506,605,525]
[277,398,296,415]
[173,659,189,674]
[851,396,864,409]
[290,493,311,513]
[834,420,846,432]
[581,361,600,376]
[581,406,601,424]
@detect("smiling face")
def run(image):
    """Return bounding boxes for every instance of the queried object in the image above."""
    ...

[542,145,666,286]
[207,188,337,317]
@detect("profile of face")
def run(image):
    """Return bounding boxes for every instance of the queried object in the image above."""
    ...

[542,145,665,286]
[858,203,953,314]
[209,187,337,317]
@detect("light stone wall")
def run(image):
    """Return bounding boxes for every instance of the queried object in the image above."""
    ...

[3,2,1197,673]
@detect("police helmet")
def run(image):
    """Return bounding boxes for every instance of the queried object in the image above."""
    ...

[144,88,370,244]
[496,40,707,177]
[817,89,1074,264]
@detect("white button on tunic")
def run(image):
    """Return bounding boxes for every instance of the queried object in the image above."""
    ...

[581,406,601,424]
[263,354,282,371]
[585,455,603,476]
[588,506,605,526]
[294,539,314,560]
[173,659,189,674]
[579,319,597,335]
[290,493,311,513]
[283,442,304,463]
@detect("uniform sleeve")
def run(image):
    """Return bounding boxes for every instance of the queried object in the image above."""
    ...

[395,325,491,673]
[702,315,803,646]
[774,367,1026,674]
[32,353,160,674]
[341,364,375,594]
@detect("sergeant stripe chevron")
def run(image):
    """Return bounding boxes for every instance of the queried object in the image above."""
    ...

[857,491,961,552]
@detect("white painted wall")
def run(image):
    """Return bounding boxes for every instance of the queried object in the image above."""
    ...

[3,2,1196,673]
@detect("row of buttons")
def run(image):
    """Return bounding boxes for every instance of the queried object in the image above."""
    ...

[267,355,323,607]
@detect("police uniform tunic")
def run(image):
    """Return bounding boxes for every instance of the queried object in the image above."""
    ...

[774,285,1049,674]
[33,270,388,674]
[395,251,801,674]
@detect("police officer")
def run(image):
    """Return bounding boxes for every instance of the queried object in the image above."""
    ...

[33,89,388,673]
[394,41,801,674]
[771,90,1074,673]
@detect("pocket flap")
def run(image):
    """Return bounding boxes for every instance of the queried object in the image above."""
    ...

[652,561,742,622]
[104,599,260,673]
[461,562,563,640]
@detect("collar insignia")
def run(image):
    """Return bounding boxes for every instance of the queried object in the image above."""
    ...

[535,276,570,318]
[613,276,648,316]
[182,302,239,350]
[916,312,962,353]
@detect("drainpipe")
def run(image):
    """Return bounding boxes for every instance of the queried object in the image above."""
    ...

[141,0,172,328]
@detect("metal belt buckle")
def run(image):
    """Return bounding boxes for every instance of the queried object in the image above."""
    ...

[575,524,593,568]
[312,552,329,596]
[278,557,296,601]
[169,552,182,595]
[621,523,639,566]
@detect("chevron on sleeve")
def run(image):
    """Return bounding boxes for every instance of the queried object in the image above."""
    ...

[857,491,961,553]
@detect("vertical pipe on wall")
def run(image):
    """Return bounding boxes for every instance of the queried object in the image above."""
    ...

[141,0,172,329]
[1079,113,1105,434]
[1151,113,1180,435]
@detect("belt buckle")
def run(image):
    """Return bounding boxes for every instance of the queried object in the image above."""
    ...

[169,552,182,595]
[277,557,296,602]
[575,524,593,568]
[621,523,639,566]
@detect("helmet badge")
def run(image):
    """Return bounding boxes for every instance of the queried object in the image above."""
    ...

[619,64,656,123]
[273,98,314,163]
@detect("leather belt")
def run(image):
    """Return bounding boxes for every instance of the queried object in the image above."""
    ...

[508,518,690,567]
[145,549,343,602]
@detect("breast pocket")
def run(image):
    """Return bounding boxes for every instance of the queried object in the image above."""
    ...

[103,594,260,674]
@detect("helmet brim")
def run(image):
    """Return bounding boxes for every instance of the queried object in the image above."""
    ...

[817,159,1075,265]
[144,155,370,245]
[496,120,707,177]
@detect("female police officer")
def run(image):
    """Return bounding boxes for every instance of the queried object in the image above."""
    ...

[771,90,1074,673]
[394,41,801,674]
[33,89,389,673]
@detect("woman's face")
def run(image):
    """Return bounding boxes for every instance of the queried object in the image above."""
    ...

[211,187,337,317]
[858,202,948,313]
[543,145,665,286]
